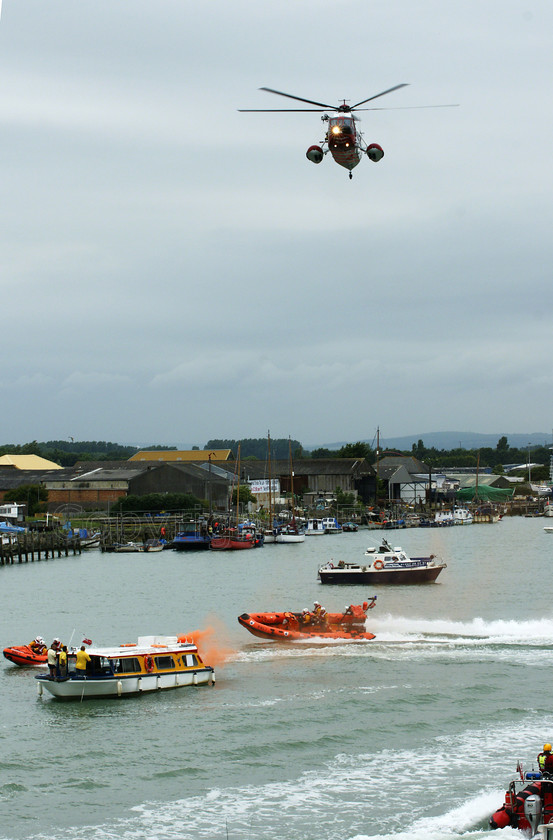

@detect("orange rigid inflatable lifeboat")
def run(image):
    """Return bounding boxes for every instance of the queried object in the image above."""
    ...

[238,599,377,641]
[490,764,553,834]
[3,645,48,667]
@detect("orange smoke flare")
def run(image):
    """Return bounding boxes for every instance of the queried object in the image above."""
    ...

[178,617,236,668]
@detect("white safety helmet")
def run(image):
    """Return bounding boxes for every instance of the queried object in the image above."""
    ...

[314,601,320,607]
[302,608,309,614]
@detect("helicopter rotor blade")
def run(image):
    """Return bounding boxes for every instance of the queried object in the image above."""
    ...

[351,84,409,109]
[353,104,459,111]
[259,87,337,110]
[238,108,328,112]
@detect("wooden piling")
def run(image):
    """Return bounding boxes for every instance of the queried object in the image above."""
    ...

[0,531,81,566]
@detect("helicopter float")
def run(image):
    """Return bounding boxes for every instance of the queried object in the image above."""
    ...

[239,84,457,179]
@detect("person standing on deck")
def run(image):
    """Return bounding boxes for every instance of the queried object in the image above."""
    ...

[75,645,91,676]
[47,644,58,677]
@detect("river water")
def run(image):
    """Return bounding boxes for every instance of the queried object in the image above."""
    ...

[1,516,551,840]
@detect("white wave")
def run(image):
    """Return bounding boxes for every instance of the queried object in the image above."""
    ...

[350,790,517,839]
[368,614,553,646]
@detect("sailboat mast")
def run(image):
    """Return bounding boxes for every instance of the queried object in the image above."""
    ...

[289,437,295,517]
[267,430,273,528]
[235,443,241,526]
[375,426,380,504]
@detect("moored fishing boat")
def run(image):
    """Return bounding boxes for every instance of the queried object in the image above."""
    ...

[113,540,164,553]
[321,516,342,534]
[318,538,446,584]
[35,635,214,700]
[113,541,144,553]
[67,529,102,549]
[434,507,473,526]
[275,519,306,543]
[209,530,255,550]
[341,521,359,532]
[81,531,101,549]
[489,761,553,835]
[238,598,377,641]
[172,524,211,551]
[305,518,325,536]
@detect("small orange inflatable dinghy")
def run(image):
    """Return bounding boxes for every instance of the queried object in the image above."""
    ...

[3,644,48,667]
[238,599,377,641]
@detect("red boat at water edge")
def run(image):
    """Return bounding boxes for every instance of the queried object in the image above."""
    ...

[210,534,255,550]
[3,644,47,667]
[238,599,377,641]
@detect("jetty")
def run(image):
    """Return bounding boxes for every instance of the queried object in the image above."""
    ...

[0,532,81,566]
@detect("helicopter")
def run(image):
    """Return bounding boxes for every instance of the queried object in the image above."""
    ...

[239,84,457,179]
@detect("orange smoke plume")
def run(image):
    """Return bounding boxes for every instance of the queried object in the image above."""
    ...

[178,616,236,668]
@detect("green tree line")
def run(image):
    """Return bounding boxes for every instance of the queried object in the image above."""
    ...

[1,436,550,477]
[0,440,175,467]
[205,439,303,460]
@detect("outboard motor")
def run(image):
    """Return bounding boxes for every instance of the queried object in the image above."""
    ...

[366,143,384,162]
[306,145,324,164]
[524,794,543,836]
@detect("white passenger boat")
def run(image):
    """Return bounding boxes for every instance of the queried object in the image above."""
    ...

[453,507,473,525]
[321,516,343,534]
[275,524,306,543]
[35,635,214,700]
[305,518,325,536]
[318,538,446,584]
[434,507,473,526]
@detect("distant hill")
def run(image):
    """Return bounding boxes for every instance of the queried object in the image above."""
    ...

[306,431,553,452]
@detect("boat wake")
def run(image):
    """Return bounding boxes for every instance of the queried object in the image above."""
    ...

[350,790,518,840]
[370,614,553,646]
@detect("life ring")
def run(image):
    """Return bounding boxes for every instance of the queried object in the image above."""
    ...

[144,656,154,673]
[374,559,385,570]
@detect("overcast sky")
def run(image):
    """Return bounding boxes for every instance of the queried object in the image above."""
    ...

[1,1,552,448]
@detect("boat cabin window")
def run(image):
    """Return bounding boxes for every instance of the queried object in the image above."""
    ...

[115,657,141,673]
[75,655,113,676]
[97,656,115,675]
[184,654,197,667]
[154,655,175,670]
